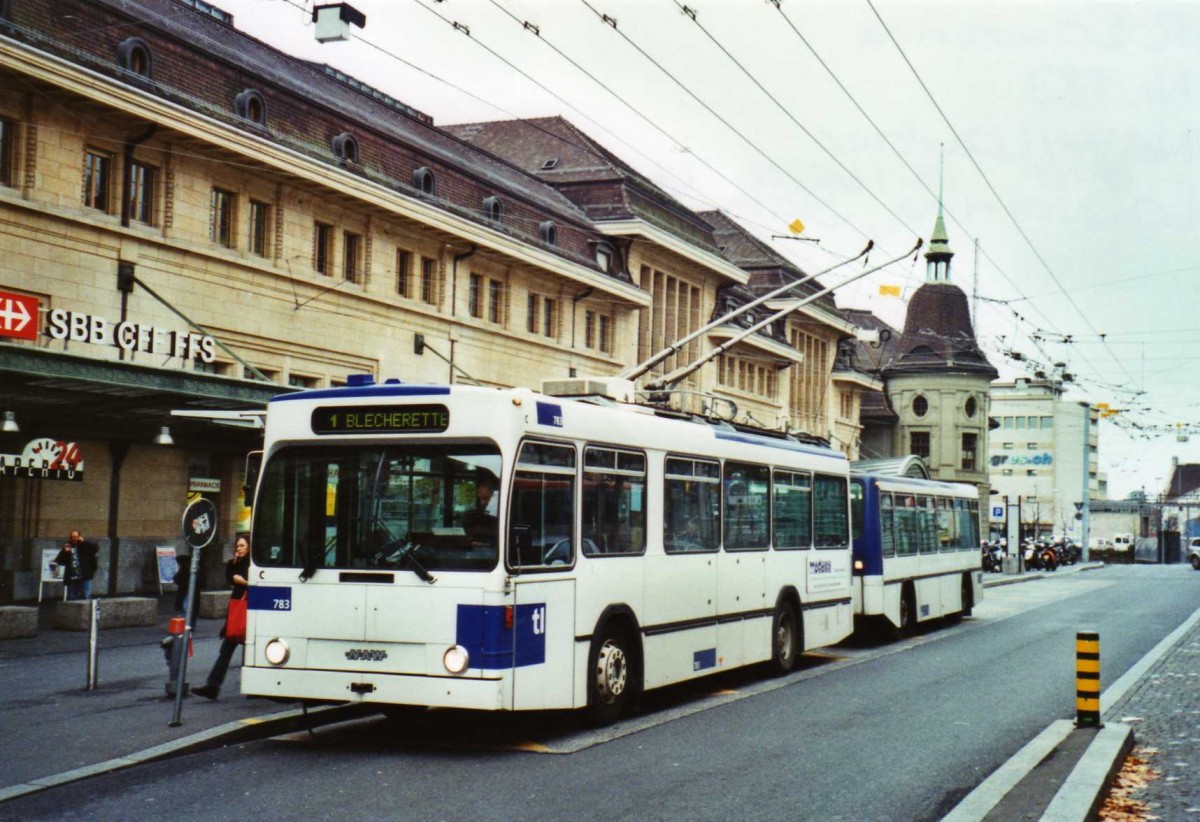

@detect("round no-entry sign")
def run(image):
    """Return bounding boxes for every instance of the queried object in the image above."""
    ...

[182,498,218,550]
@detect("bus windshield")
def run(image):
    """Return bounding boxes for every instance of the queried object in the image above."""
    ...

[252,443,502,574]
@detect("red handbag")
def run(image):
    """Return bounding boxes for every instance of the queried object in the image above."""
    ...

[224,596,247,643]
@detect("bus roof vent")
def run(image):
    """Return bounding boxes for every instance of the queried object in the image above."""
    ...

[347,374,375,387]
[541,376,635,403]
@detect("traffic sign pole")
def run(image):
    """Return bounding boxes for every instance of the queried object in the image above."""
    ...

[170,497,218,727]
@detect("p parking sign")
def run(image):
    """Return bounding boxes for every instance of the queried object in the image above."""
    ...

[992,505,1004,520]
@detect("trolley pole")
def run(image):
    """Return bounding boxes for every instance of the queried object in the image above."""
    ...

[1075,631,1102,727]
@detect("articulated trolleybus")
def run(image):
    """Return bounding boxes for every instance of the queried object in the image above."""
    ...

[243,377,854,722]
[849,473,983,638]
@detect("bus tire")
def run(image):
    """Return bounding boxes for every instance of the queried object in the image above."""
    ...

[587,624,634,726]
[770,601,800,675]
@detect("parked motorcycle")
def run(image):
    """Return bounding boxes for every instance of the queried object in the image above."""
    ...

[980,540,1004,573]
[1024,540,1058,571]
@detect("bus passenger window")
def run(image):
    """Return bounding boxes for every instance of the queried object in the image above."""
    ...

[880,492,895,557]
[510,441,576,569]
[582,447,646,556]
[849,480,865,541]
[664,457,720,553]
[813,474,848,548]
[724,462,769,550]
[773,471,812,549]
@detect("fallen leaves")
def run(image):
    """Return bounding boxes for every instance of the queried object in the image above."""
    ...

[1099,747,1161,821]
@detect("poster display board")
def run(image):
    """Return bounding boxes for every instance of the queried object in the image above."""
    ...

[39,547,66,602]
[156,546,178,594]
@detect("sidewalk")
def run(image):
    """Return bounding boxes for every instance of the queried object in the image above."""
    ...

[0,597,361,802]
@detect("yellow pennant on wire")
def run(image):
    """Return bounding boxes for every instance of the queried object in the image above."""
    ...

[878,284,902,297]
[788,218,805,235]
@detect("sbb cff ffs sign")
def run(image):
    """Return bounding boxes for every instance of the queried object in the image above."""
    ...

[0,290,39,341]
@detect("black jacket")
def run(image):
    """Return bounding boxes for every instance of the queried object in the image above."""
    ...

[54,540,99,583]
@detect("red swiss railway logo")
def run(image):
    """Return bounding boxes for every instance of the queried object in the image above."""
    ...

[0,290,39,341]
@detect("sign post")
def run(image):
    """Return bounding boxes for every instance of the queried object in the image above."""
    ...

[170,497,217,727]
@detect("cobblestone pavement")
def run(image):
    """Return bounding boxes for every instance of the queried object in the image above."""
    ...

[1106,618,1200,817]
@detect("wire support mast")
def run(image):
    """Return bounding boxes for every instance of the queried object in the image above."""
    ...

[645,238,922,391]
[619,240,874,382]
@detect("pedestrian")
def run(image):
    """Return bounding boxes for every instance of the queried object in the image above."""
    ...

[193,535,250,700]
[173,554,191,614]
[54,530,99,601]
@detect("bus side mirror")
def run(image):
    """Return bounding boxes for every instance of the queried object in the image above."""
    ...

[243,450,263,508]
[509,525,532,567]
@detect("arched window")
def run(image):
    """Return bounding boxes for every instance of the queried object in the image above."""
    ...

[116,37,153,79]
[412,166,435,196]
[483,196,504,223]
[234,89,267,126]
[538,220,557,246]
[332,132,360,165]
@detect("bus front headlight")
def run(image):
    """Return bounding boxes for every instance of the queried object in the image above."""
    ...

[264,638,290,666]
[443,645,470,675]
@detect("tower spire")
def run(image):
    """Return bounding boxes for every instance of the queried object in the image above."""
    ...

[925,143,953,282]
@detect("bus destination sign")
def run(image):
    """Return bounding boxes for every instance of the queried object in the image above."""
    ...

[311,405,450,435]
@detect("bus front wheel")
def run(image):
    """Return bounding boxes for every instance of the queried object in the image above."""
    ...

[770,602,799,675]
[587,626,633,725]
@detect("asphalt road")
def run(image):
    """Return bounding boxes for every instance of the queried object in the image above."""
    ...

[7,565,1199,822]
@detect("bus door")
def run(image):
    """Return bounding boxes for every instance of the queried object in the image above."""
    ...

[511,577,576,710]
[507,439,578,710]
[718,462,770,667]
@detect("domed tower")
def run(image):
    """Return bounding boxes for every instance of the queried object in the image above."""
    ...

[882,198,998,498]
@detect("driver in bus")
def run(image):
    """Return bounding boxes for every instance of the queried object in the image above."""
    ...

[464,473,499,547]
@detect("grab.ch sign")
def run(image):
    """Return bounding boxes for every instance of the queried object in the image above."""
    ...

[0,289,39,341]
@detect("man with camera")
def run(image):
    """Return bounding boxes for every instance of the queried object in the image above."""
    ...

[54,530,99,600]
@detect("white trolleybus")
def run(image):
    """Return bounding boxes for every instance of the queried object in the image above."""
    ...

[242,377,855,722]
[848,473,983,639]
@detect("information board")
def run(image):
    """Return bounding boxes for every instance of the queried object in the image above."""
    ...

[156,546,178,593]
[39,547,65,603]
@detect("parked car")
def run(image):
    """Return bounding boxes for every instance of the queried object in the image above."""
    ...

[1188,537,1200,570]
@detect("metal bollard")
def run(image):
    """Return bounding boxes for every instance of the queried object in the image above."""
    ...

[162,617,190,697]
[1075,630,1101,727]
[86,599,100,690]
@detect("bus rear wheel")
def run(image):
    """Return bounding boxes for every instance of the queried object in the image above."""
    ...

[587,626,633,726]
[898,585,917,638]
[770,602,799,675]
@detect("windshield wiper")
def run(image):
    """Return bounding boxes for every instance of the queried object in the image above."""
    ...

[377,538,437,584]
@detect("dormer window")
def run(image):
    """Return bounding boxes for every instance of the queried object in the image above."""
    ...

[116,37,153,78]
[594,242,614,273]
[234,89,267,126]
[332,132,360,165]
[483,196,504,223]
[538,220,557,246]
[412,166,435,196]
[540,158,559,171]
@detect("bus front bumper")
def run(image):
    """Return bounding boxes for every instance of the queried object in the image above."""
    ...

[241,665,507,711]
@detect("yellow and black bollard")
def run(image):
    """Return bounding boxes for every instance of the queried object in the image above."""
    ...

[1075,630,1102,727]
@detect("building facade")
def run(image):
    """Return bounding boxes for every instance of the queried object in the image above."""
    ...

[0,0,870,600]
[988,378,1101,541]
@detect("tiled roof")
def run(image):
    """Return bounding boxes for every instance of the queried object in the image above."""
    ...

[882,284,998,378]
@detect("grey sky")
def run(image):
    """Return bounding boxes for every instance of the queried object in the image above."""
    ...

[210,0,1200,497]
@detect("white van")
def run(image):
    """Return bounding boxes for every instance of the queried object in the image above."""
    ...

[1113,533,1134,554]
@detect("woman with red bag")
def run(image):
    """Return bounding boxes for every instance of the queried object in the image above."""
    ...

[194,535,250,700]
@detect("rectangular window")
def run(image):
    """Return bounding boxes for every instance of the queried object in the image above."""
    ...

[84,150,111,212]
[1027,416,1038,429]
[1003,416,1013,429]
[0,118,13,187]
[961,432,978,471]
[724,462,769,550]
[314,222,333,275]
[1040,416,1053,429]
[1003,442,1014,450]
[1016,417,1026,430]
[420,258,436,305]
[773,470,812,549]
[469,274,482,319]
[840,391,853,419]
[488,279,503,324]
[910,431,930,460]
[937,497,955,552]
[850,481,864,541]
[509,442,576,569]
[894,494,918,556]
[599,315,612,354]
[879,492,895,557]
[248,200,269,257]
[396,249,412,297]
[343,231,361,283]
[211,189,235,247]
[287,374,319,389]
[1027,442,1038,450]
[125,160,154,224]
[584,310,596,348]
[916,496,937,554]
[582,447,646,556]
[542,297,556,338]
[664,457,720,553]
[526,293,539,333]
[813,474,848,548]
